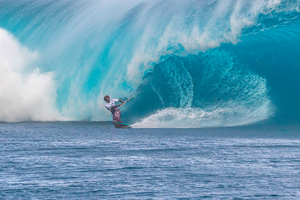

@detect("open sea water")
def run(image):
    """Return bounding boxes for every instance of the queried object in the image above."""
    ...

[1,122,300,199]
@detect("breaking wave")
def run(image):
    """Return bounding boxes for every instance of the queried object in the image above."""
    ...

[0,0,300,127]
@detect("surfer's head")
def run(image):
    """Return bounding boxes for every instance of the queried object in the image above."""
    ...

[104,95,110,103]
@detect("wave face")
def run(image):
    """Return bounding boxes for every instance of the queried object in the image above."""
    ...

[0,0,299,127]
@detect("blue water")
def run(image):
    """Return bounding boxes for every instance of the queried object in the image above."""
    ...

[1,1,300,198]
[0,0,300,126]
[1,122,300,199]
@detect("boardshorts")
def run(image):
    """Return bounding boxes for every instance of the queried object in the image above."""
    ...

[112,108,121,123]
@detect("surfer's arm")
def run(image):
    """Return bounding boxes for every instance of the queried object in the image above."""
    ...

[112,99,124,103]
[109,99,124,109]
[105,104,119,111]
[111,104,121,109]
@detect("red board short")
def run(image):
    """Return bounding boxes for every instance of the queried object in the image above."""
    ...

[113,109,121,123]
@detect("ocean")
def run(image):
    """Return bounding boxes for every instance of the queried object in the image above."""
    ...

[1,122,300,199]
[1,0,300,198]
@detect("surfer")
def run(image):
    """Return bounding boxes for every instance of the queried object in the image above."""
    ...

[104,95,126,128]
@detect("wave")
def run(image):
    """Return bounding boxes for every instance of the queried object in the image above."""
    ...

[0,0,299,127]
[132,50,273,128]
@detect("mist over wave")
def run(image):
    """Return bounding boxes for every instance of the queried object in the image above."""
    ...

[0,0,299,127]
[0,29,62,122]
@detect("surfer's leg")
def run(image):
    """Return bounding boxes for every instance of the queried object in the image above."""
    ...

[114,122,123,128]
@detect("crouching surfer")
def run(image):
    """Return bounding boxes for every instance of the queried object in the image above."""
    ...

[104,95,129,128]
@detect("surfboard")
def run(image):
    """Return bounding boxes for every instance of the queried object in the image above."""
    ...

[114,122,131,129]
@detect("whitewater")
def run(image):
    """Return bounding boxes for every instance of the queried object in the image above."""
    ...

[0,0,300,127]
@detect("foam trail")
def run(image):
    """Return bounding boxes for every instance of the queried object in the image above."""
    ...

[0,28,61,122]
[133,102,271,128]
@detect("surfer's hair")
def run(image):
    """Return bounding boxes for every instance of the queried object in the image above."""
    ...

[104,95,109,101]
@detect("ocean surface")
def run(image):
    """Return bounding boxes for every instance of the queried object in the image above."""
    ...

[1,1,300,198]
[1,122,300,199]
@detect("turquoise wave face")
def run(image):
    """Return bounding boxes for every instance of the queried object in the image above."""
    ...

[0,0,299,126]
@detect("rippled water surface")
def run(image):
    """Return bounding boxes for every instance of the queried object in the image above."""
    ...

[1,122,300,199]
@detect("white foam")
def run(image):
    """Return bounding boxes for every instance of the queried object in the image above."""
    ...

[0,28,61,122]
[133,101,272,128]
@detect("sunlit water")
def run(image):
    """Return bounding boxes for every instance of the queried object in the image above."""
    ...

[1,122,300,199]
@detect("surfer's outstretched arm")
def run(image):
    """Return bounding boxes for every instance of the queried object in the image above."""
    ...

[110,100,124,109]
[111,104,121,109]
